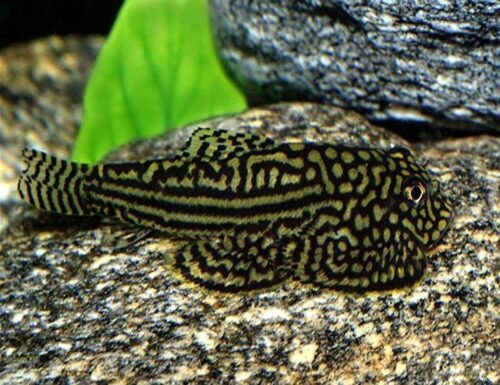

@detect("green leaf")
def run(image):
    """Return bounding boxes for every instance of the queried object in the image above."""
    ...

[73,0,246,163]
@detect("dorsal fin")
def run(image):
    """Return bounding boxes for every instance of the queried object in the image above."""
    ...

[177,127,277,160]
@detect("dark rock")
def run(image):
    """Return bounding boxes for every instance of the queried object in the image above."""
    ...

[210,0,500,136]
[0,36,497,385]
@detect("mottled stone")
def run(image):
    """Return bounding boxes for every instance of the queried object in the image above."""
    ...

[106,102,408,162]
[0,36,104,231]
[210,0,500,135]
[1,100,498,384]
[0,34,498,385]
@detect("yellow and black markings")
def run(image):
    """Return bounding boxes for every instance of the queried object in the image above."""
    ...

[18,128,454,293]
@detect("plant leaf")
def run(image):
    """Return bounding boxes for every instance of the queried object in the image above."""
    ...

[73,0,246,163]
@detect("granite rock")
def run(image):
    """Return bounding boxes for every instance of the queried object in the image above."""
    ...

[210,0,500,135]
[0,34,498,385]
[1,100,498,384]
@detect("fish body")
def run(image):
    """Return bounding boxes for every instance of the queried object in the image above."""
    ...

[18,128,454,292]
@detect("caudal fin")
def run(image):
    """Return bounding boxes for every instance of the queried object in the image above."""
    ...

[18,148,94,216]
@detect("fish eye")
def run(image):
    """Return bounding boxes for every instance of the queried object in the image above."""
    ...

[405,181,426,206]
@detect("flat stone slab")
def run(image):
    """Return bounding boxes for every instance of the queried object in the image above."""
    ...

[1,101,498,384]
[1,34,498,384]
[210,0,500,135]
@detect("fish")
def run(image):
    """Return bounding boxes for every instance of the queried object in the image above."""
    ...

[18,128,454,293]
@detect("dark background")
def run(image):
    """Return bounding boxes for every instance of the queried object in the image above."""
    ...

[0,0,124,48]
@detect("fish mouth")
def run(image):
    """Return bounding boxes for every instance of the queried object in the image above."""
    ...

[443,208,455,236]
[443,197,456,232]
[428,205,455,249]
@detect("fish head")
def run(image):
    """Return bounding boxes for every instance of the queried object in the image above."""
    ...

[389,148,454,250]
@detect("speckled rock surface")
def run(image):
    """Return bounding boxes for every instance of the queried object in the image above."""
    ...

[0,36,104,231]
[1,97,499,383]
[210,0,500,135]
[0,34,498,385]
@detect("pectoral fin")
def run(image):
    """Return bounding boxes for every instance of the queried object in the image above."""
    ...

[171,234,292,292]
[291,237,426,292]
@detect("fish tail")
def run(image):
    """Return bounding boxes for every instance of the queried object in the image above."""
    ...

[18,148,94,216]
